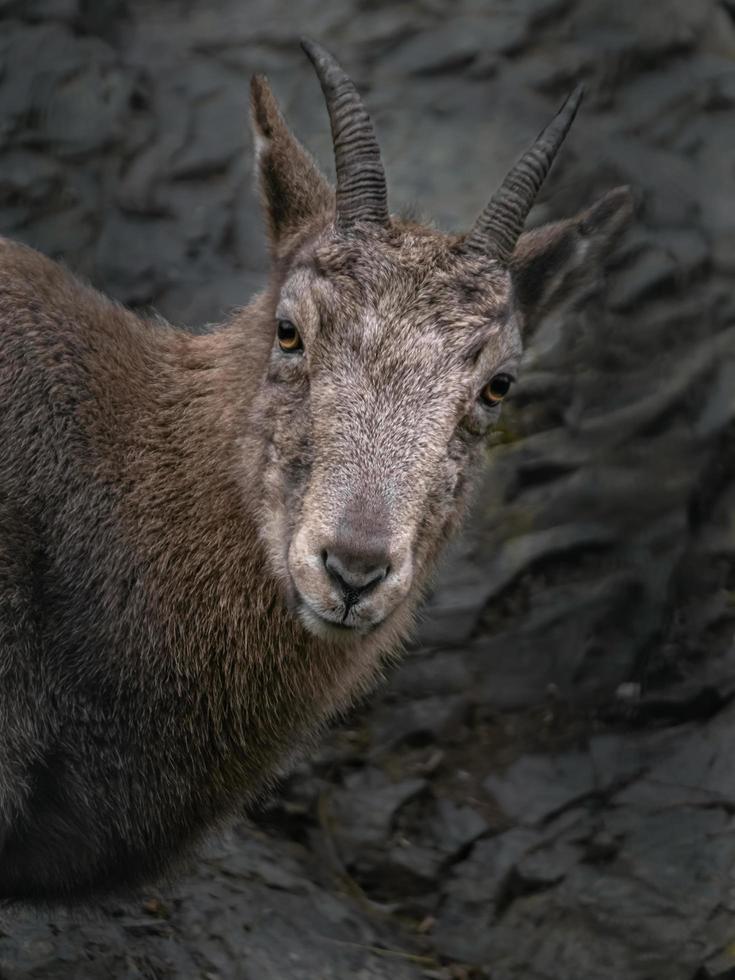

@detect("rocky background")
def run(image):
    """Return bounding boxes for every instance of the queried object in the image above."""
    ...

[2,0,735,977]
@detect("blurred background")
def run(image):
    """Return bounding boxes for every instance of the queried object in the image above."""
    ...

[2,0,735,977]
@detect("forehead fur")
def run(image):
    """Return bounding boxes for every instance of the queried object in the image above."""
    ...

[280,220,520,366]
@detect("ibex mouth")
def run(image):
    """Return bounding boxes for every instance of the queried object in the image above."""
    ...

[296,592,380,639]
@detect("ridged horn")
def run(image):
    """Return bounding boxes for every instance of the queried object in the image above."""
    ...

[464,85,584,262]
[301,38,389,230]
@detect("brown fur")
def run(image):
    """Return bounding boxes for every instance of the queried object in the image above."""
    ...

[0,68,632,901]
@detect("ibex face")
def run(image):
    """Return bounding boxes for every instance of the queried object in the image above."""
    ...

[255,226,521,640]
[249,41,633,644]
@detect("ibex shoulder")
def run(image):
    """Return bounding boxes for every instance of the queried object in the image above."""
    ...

[0,237,142,354]
[0,235,68,291]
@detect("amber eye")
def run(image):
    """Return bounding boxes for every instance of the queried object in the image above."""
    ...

[480,373,513,406]
[277,319,303,352]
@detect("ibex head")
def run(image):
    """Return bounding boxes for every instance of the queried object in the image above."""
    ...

[247,41,631,643]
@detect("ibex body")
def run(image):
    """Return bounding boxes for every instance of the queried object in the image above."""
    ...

[0,42,631,901]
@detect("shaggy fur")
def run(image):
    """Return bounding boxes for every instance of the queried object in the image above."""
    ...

[0,66,632,901]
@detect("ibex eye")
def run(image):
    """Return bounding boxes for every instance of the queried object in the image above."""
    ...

[276,319,303,353]
[480,373,513,406]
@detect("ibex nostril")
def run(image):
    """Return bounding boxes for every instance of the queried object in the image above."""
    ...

[323,548,390,602]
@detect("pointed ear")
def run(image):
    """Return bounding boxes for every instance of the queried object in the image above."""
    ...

[250,74,333,251]
[511,186,634,334]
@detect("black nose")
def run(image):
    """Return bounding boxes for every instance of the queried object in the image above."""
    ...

[322,547,390,605]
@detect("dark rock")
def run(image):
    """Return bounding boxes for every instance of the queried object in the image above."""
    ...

[363,841,443,896]
[367,695,467,753]
[607,245,678,310]
[76,0,129,39]
[0,25,132,158]
[573,327,735,442]
[515,838,582,886]
[657,228,710,278]
[587,733,645,787]
[414,541,495,647]
[433,829,540,963]
[484,752,596,825]
[169,83,246,179]
[0,150,64,230]
[0,822,427,980]
[429,799,489,858]
[4,0,735,976]
[19,205,95,262]
[712,229,735,274]
[511,0,574,27]
[418,522,615,648]
[570,0,709,59]
[382,15,528,77]
[156,268,266,329]
[615,701,735,808]
[437,804,735,978]
[693,350,735,439]
[0,0,79,22]
[698,954,735,979]
[388,649,474,699]
[328,771,427,855]
[0,150,61,204]
[94,211,183,304]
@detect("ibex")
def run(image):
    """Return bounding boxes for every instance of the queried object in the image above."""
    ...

[0,40,631,901]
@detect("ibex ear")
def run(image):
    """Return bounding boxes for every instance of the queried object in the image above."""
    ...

[250,75,333,250]
[511,186,634,334]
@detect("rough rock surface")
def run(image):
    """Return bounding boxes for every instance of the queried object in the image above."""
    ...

[2,0,735,977]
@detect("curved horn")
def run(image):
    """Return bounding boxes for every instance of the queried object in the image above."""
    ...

[464,85,584,262]
[301,38,389,230]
